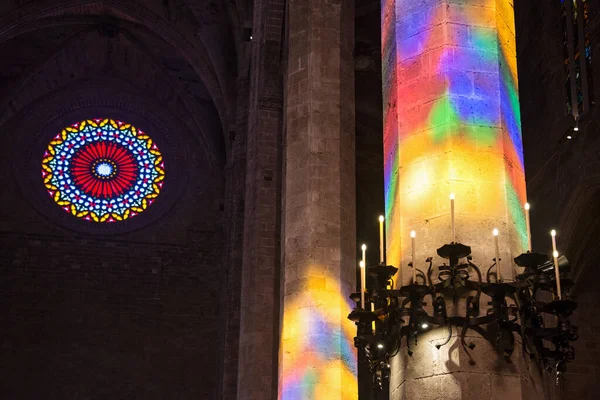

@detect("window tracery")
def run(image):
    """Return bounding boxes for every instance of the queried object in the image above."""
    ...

[41,118,165,223]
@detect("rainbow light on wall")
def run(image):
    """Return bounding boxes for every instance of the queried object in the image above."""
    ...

[382,0,528,273]
[279,269,358,400]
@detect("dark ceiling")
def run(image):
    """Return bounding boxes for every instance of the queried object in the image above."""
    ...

[0,0,247,169]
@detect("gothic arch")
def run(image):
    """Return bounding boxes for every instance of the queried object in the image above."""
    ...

[0,24,224,167]
[0,0,237,156]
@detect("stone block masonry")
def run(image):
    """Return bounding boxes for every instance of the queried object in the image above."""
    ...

[280,0,357,399]
[381,0,542,398]
[0,230,223,399]
[236,0,285,399]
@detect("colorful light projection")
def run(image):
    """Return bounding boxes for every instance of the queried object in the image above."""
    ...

[279,269,358,400]
[382,0,528,273]
[41,119,165,222]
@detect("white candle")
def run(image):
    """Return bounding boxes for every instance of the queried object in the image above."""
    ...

[450,193,456,242]
[361,244,367,266]
[551,230,562,299]
[371,302,376,333]
[359,260,366,309]
[525,203,532,252]
[361,244,367,297]
[379,215,385,264]
[410,230,416,283]
[493,228,501,281]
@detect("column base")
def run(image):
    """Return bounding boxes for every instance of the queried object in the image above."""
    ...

[389,333,544,400]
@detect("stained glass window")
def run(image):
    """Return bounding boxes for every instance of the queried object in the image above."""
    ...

[560,0,594,118]
[582,0,594,108]
[41,119,165,223]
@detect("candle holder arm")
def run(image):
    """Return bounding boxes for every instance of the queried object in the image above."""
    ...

[348,248,580,392]
[425,256,434,287]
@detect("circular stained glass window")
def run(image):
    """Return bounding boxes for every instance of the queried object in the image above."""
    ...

[41,118,165,223]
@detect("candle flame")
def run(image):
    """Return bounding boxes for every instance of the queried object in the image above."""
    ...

[410,230,416,238]
[524,202,530,210]
[553,250,559,258]
[449,193,455,200]
[361,244,367,251]
[493,228,499,236]
[359,260,365,268]
[379,215,384,222]
[551,229,556,237]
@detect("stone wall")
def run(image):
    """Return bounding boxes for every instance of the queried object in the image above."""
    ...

[0,230,222,399]
[516,0,600,254]
[515,0,600,397]
[564,265,600,399]
[0,110,226,399]
[0,1,238,398]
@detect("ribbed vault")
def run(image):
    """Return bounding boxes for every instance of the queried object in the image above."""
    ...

[0,0,243,165]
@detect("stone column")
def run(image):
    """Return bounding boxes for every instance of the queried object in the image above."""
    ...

[236,1,285,399]
[280,1,357,399]
[221,75,249,400]
[381,0,543,398]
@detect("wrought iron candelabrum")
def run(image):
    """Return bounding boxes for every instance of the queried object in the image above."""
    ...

[348,242,578,391]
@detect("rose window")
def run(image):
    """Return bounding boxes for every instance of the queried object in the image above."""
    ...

[41,118,165,222]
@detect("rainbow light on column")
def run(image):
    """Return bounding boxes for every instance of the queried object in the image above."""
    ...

[279,269,358,400]
[382,0,528,272]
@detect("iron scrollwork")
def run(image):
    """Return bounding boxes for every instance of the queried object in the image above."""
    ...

[348,242,578,391]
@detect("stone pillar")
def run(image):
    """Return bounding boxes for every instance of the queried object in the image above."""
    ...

[381,0,543,398]
[236,1,285,399]
[280,1,357,399]
[221,75,249,400]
